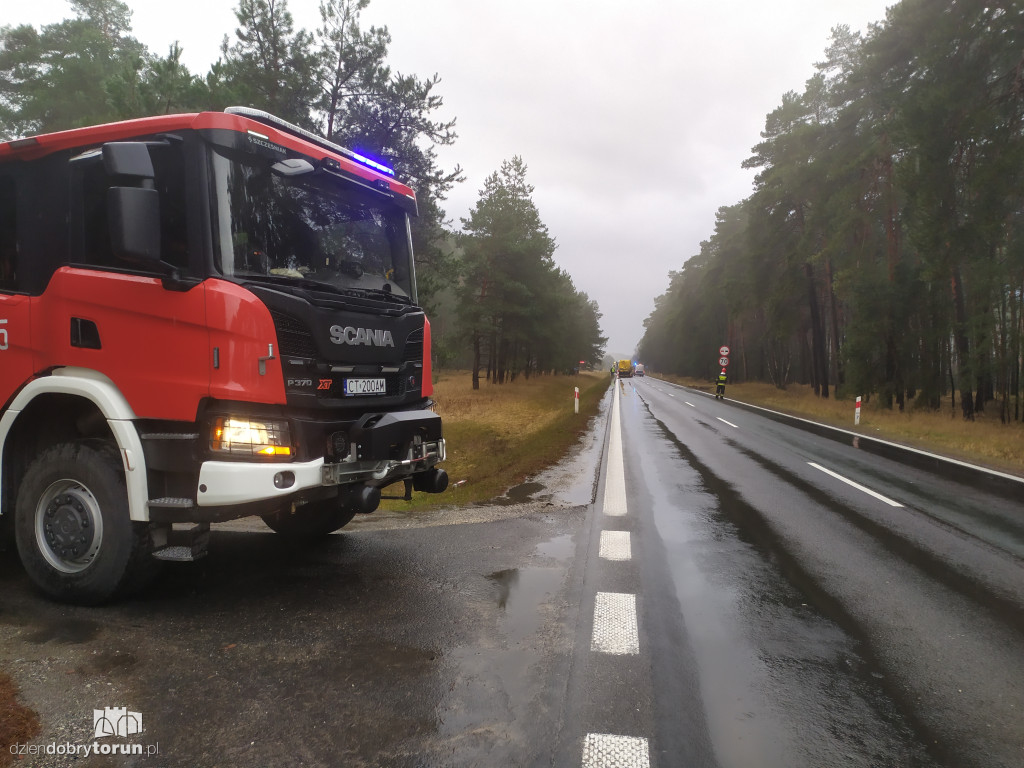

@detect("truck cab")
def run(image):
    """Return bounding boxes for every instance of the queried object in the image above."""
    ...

[0,108,447,603]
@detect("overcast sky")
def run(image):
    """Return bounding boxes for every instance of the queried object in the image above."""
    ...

[12,0,894,358]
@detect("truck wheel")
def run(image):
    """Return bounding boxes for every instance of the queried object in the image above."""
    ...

[14,440,158,605]
[261,499,357,538]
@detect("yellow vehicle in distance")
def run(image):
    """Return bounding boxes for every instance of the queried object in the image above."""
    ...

[617,359,633,378]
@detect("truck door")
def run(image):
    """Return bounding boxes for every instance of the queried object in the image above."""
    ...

[29,140,211,422]
[0,173,34,409]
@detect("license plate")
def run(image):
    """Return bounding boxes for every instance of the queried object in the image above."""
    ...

[344,378,387,396]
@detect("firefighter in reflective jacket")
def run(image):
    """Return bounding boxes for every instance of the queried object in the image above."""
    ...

[716,368,728,399]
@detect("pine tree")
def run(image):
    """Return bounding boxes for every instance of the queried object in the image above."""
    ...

[219,0,317,127]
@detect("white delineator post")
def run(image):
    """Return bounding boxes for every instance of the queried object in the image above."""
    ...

[855,396,862,425]
[574,387,580,414]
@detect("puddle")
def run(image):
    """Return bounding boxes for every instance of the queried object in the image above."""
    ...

[435,564,569,756]
[488,568,519,611]
[436,644,542,756]
[486,566,563,646]
[534,533,574,562]
[501,481,546,505]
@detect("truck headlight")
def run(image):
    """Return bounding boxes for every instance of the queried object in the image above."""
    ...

[210,417,293,458]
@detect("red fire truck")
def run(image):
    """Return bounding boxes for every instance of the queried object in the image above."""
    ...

[0,108,447,603]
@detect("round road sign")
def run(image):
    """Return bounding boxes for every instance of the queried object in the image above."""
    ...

[718,357,730,367]
[719,346,731,356]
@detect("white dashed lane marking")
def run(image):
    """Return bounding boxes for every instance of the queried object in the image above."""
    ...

[582,733,651,768]
[808,462,903,507]
[581,383,647,766]
[599,531,632,561]
[717,417,738,428]
[591,592,640,655]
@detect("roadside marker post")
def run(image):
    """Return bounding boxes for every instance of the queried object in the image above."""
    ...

[575,387,580,414]
[855,396,862,425]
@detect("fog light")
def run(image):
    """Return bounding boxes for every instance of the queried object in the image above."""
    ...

[274,471,295,489]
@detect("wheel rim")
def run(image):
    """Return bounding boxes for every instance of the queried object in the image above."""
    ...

[34,479,104,574]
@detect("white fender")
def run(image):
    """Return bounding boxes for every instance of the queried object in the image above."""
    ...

[0,367,151,521]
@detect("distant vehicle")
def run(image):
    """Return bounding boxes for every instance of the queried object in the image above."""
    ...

[617,359,633,378]
[634,364,645,377]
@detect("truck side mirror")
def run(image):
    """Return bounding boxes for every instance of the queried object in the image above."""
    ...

[103,142,161,264]
[103,142,155,178]
[108,187,160,263]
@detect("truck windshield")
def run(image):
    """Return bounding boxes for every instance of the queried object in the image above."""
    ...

[209,146,414,301]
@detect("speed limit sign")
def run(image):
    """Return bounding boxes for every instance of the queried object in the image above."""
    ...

[718,357,730,367]
[719,346,730,356]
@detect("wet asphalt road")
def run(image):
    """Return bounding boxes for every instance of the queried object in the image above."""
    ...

[1,378,1023,767]
[622,377,1024,768]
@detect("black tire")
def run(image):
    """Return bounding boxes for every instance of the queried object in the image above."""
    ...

[261,498,357,538]
[14,440,159,605]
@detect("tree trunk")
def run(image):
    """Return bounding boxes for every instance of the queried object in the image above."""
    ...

[825,257,843,389]
[950,266,975,420]
[948,338,957,418]
[1014,277,1023,422]
[739,320,748,383]
[805,263,829,398]
[497,337,509,384]
[471,333,481,390]
[487,331,496,383]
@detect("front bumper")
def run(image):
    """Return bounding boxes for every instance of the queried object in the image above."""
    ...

[196,437,446,507]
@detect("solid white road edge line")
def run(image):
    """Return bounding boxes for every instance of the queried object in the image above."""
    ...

[603,384,627,516]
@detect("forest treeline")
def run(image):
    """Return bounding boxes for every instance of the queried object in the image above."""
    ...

[0,0,607,385]
[638,0,1024,422]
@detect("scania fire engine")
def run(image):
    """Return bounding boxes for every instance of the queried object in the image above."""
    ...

[0,108,447,603]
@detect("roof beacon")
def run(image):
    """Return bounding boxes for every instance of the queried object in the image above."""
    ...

[225,106,395,176]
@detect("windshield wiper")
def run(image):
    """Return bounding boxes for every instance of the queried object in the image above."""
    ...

[240,273,337,293]
[239,274,411,305]
[353,287,412,304]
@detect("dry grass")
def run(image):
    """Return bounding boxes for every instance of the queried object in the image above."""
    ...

[660,375,1024,476]
[381,370,611,509]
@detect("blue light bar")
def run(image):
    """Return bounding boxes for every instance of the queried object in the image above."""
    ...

[350,150,395,177]
[226,106,394,177]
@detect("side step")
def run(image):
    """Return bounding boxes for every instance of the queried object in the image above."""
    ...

[148,497,198,525]
[150,522,210,562]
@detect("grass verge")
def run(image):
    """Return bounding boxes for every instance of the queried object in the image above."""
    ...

[380,371,611,510]
[657,375,1024,477]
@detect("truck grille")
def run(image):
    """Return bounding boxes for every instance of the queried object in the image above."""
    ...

[272,310,424,364]
[270,311,318,358]
[404,328,424,364]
